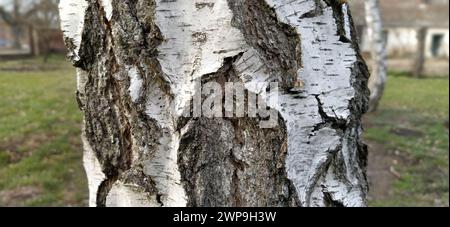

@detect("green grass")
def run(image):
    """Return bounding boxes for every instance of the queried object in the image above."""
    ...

[366,72,449,207]
[0,56,87,206]
[0,55,69,71]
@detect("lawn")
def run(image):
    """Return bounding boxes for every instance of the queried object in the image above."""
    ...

[0,56,448,207]
[0,56,87,206]
[365,73,449,207]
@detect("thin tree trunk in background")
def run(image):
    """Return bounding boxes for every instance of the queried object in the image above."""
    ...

[29,26,40,57]
[365,0,387,112]
[11,0,22,49]
[414,27,427,77]
[60,0,370,207]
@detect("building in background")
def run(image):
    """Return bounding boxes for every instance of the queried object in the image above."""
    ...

[0,18,65,57]
[350,0,449,59]
[36,28,66,54]
[0,17,16,50]
[0,17,32,55]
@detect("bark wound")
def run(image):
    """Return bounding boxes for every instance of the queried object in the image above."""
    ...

[178,59,299,207]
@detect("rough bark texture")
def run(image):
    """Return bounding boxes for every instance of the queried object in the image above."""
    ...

[365,0,387,112]
[60,0,370,207]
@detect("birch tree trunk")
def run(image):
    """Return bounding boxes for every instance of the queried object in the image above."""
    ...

[60,0,370,207]
[364,0,387,112]
[414,27,427,78]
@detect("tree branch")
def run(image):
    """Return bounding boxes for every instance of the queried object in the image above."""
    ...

[0,6,13,25]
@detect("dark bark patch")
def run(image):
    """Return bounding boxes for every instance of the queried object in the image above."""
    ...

[177,59,298,207]
[227,0,302,90]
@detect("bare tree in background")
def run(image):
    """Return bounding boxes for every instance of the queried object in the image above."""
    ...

[60,0,370,207]
[0,0,29,49]
[0,0,59,54]
[365,0,387,112]
[29,0,60,60]
[27,0,60,28]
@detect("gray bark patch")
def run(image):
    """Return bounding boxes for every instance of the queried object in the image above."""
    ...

[178,117,298,207]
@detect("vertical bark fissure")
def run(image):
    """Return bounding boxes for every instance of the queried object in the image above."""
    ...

[104,0,176,207]
[72,0,171,206]
[80,1,125,206]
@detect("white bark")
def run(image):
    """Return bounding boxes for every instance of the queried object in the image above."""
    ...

[365,0,387,112]
[58,0,88,62]
[60,0,370,207]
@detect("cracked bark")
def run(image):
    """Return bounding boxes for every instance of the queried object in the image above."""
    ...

[60,0,369,207]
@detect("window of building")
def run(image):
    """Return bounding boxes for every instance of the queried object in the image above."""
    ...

[0,27,5,47]
[431,34,444,57]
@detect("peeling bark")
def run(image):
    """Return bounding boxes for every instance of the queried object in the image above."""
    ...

[60,0,369,207]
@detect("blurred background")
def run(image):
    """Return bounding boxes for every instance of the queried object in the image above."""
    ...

[0,0,448,207]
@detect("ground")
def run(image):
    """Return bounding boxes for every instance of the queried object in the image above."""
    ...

[365,73,449,206]
[0,56,448,207]
[0,56,87,206]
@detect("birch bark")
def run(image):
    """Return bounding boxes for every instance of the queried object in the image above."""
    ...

[365,0,387,112]
[60,0,370,207]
